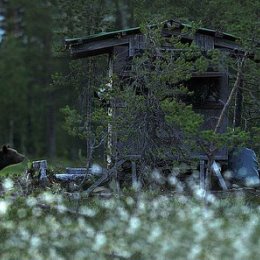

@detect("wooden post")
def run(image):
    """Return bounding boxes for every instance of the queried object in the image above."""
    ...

[114,158,121,194]
[199,160,205,190]
[205,161,212,191]
[131,160,137,189]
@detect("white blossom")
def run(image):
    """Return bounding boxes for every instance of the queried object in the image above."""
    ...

[0,200,9,215]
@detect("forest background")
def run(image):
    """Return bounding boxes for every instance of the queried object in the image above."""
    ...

[0,0,259,164]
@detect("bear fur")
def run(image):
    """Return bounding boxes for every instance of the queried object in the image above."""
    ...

[0,145,25,171]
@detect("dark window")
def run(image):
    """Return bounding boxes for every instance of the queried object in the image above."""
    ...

[183,76,223,109]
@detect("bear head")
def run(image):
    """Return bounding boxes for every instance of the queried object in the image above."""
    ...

[0,145,25,171]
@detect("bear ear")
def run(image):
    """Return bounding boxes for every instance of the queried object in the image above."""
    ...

[2,145,8,153]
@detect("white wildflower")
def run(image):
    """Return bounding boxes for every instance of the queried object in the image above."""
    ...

[17,208,27,218]
[30,235,42,248]
[152,170,165,184]
[101,199,115,209]
[127,216,141,234]
[194,187,206,199]
[126,196,134,206]
[0,200,10,215]
[32,207,42,217]
[205,193,216,204]
[2,178,14,191]
[93,232,107,250]
[168,175,178,186]
[148,226,162,243]
[86,225,95,237]
[177,195,188,204]
[223,170,233,180]
[90,163,103,176]
[56,205,67,213]
[26,196,37,207]
[19,228,30,240]
[137,201,146,212]
[188,244,202,260]
[40,192,55,203]
[81,207,96,217]
[118,207,129,221]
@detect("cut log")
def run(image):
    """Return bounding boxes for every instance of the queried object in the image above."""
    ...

[32,160,48,187]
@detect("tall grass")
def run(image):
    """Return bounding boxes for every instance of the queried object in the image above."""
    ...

[1,177,260,260]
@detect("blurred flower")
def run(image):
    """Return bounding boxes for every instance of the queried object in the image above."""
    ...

[30,235,41,248]
[93,233,107,250]
[2,178,14,191]
[127,216,141,234]
[26,197,37,207]
[0,200,10,215]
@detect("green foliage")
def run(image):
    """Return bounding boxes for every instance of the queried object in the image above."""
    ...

[61,106,87,139]
[61,105,109,141]
[199,128,249,154]
[0,161,27,178]
[161,100,203,134]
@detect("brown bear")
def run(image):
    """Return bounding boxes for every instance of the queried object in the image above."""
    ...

[0,145,25,171]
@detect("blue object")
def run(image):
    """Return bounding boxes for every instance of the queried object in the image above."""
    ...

[229,148,260,187]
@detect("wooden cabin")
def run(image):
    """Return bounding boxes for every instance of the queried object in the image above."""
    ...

[65,19,244,186]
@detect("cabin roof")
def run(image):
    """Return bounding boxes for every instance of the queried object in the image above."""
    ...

[64,19,254,59]
[65,27,141,46]
[65,20,237,47]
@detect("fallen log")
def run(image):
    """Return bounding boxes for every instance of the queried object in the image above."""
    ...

[82,159,126,197]
[54,173,93,182]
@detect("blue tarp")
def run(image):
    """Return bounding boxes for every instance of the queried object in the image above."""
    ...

[229,148,260,187]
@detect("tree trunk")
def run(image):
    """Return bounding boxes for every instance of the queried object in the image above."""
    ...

[8,119,14,147]
[47,95,56,158]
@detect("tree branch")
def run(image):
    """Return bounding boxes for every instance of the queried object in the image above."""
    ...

[214,52,248,133]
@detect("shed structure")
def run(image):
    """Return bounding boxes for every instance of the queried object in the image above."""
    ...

[65,19,243,171]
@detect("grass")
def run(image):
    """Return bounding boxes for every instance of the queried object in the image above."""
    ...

[0,157,91,179]
[0,161,28,178]
[1,166,260,260]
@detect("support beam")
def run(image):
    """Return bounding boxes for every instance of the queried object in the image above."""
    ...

[131,161,137,188]
[107,53,114,168]
[200,160,205,190]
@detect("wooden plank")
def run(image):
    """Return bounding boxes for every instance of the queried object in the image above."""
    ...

[211,161,228,190]
[194,33,214,51]
[66,168,87,174]
[214,38,241,50]
[191,72,225,78]
[113,45,130,75]
[55,174,92,182]
[70,38,129,58]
